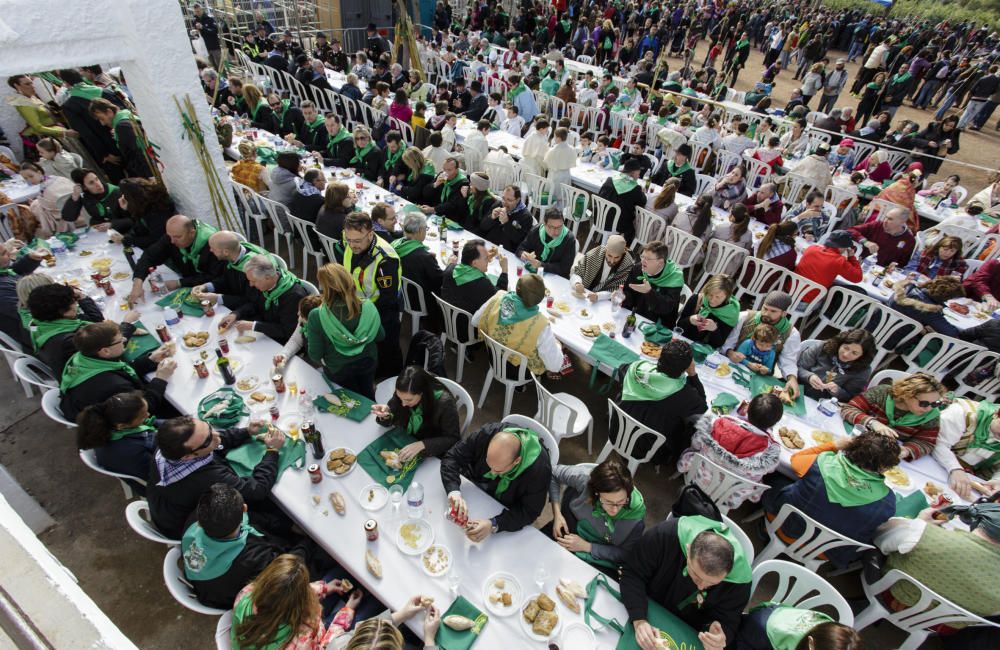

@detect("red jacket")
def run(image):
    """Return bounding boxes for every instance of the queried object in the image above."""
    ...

[742,193,784,225]
[963,258,1000,301]
[794,245,863,301]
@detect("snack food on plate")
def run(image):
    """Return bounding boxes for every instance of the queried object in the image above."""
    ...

[326,448,356,474]
[767,385,795,406]
[329,492,346,515]
[883,467,910,487]
[948,302,970,315]
[443,615,475,631]
[532,610,558,636]
[536,594,555,611]
[778,426,805,449]
[555,584,581,613]
[714,363,732,377]
[183,331,210,347]
[365,549,382,578]
[640,341,662,358]
[420,596,434,607]
[249,391,272,403]
[558,578,586,599]
[580,324,601,337]
[522,600,540,622]
[811,430,834,444]
[924,481,942,497]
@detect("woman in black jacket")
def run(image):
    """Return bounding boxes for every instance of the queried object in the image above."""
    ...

[677,274,740,349]
[61,167,127,230]
[463,171,501,234]
[912,115,961,176]
[396,148,436,204]
[112,178,176,249]
[796,329,876,402]
[371,365,461,461]
[76,390,156,485]
[314,181,354,243]
[242,83,279,133]
[348,125,383,183]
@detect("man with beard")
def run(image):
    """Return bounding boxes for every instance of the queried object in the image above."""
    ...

[720,291,803,401]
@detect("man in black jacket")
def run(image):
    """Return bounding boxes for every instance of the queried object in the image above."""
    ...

[365,24,391,63]
[623,240,685,328]
[650,145,696,197]
[312,33,333,65]
[191,3,221,69]
[284,101,328,152]
[194,231,271,311]
[322,114,354,167]
[420,157,470,223]
[267,93,304,138]
[293,54,314,87]
[26,283,105,378]
[462,81,488,120]
[393,213,444,300]
[263,42,289,73]
[441,239,508,316]
[477,184,534,251]
[599,158,648,241]
[88,98,154,178]
[327,37,350,74]
[621,516,752,650]
[516,208,576,279]
[148,415,284,540]
[58,68,125,180]
[441,423,551,541]
[217,254,308,345]
[129,215,224,306]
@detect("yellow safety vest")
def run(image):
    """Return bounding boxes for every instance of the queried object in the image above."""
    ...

[342,235,400,304]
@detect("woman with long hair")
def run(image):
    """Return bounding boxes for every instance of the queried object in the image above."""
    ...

[672,194,715,263]
[315,182,354,241]
[914,114,961,176]
[340,596,440,650]
[371,366,460,461]
[349,125,383,184]
[903,234,967,279]
[714,203,752,251]
[677,274,741,348]
[396,148,436,203]
[856,72,886,125]
[76,390,156,482]
[59,167,124,231]
[756,221,799,271]
[18,161,75,237]
[797,329,877,401]
[269,152,302,207]
[110,177,176,248]
[648,177,680,223]
[242,83,279,132]
[304,263,383,399]
[712,165,747,210]
[888,274,965,338]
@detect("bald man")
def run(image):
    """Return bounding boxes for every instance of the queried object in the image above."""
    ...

[570,235,636,302]
[440,423,551,542]
[190,231,273,310]
[129,215,223,306]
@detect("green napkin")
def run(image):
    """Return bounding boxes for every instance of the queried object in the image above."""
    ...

[436,596,488,650]
[979,213,999,225]
[155,287,204,316]
[314,382,374,422]
[843,419,858,436]
[638,321,673,344]
[255,146,277,165]
[749,374,806,417]
[197,388,249,428]
[442,218,464,231]
[583,573,700,650]
[894,490,929,518]
[54,232,79,249]
[588,334,641,368]
[357,427,422,491]
[691,342,714,364]
[711,392,741,415]
[226,436,306,478]
[122,320,160,363]
[729,363,753,389]
[402,204,424,213]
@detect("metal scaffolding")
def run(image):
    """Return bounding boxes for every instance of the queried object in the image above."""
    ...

[185,0,328,51]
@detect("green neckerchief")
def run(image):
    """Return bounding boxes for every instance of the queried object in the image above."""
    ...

[467,190,495,216]
[483,427,542,496]
[383,144,406,171]
[497,292,539,325]
[263,270,299,311]
[67,82,103,101]
[885,395,940,428]
[231,589,293,650]
[699,295,740,327]
[391,237,425,258]
[110,110,140,147]
[539,225,569,262]
[406,388,443,436]
[815,451,890,507]
[621,360,687,402]
[60,352,138,392]
[315,301,380,356]
[178,220,216,272]
[735,39,750,50]
[762,605,833,650]
[440,170,467,203]
[250,99,267,122]
[227,242,269,272]
[575,488,646,568]
[560,19,572,33]
[305,115,325,137]
[183,513,262,581]
[452,263,489,286]
[866,81,880,90]
[95,183,119,218]
[328,126,351,147]
[891,71,912,86]
[109,415,156,443]
[666,159,692,177]
[970,402,1000,453]
[410,161,436,182]
[18,308,32,330]
[750,312,790,336]
[349,141,375,165]
[0,267,16,277]
[507,82,529,102]
[642,260,684,288]
[29,318,88,352]
[611,173,638,194]
[677,515,752,591]
[274,99,290,124]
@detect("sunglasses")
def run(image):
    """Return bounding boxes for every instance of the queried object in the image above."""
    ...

[191,427,216,453]
[917,400,944,409]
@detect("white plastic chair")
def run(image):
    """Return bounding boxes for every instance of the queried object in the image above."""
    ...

[522,172,557,220]
[824,184,859,229]
[688,141,713,174]
[314,229,341,264]
[733,256,826,327]
[532,375,594,454]
[854,568,1000,650]
[42,388,76,428]
[723,514,756,566]
[482,161,516,193]
[861,198,906,223]
[79,449,145,500]
[400,277,429,336]
[300,279,319,296]
[437,377,474,437]
[582,194,623,252]
[954,349,1000,398]
[750,559,854,625]
[434,295,477,383]
[163,547,228,615]
[125,500,179,545]
[560,184,591,237]
[231,182,267,245]
[0,144,19,163]
[714,149,743,176]
[477,333,533,416]
[681,452,769,516]
[501,414,559,468]
[12,356,56,397]
[215,610,233,650]
[0,329,30,385]
[694,173,715,198]
[662,225,703,271]
[285,213,325,277]
[632,207,667,251]
[971,234,1000,261]
[596,399,666,476]
[694,239,749,292]
[742,156,773,191]
[919,224,983,258]
[257,196,296,269]
[779,173,817,208]
[756,503,875,572]
[899,333,985,381]
[868,369,907,389]
[884,150,911,175]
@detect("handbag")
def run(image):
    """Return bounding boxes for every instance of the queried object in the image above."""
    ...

[670,483,722,521]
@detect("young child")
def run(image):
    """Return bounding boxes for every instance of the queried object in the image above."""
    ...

[35,138,79,179]
[737,323,778,375]
[412,101,427,129]
[593,135,617,169]
[577,133,594,160]
[501,104,524,136]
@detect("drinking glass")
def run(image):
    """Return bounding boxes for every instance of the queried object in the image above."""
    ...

[448,568,461,597]
[533,563,549,591]
[388,485,404,518]
[672,327,685,341]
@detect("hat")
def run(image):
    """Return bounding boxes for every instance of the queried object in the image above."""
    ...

[470,172,489,192]
[839,138,855,148]
[815,142,831,155]
[622,158,644,173]
[331,37,340,44]
[836,58,846,64]
[606,235,627,255]
[763,291,792,312]
[824,230,854,249]
[317,32,327,40]
[283,30,293,37]
[676,143,692,158]
[367,23,377,32]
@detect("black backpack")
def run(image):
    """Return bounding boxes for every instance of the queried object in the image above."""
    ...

[670,483,722,522]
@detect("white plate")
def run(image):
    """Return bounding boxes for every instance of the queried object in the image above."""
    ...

[519,593,563,642]
[277,415,303,440]
[210,355,244,375]
[395,518,434,555]
[180,332,212,350]
[234,375,261,394]
[321,447,357,478]
[359,484,388,511]
[482,571,522,617]
[420,544,452,577]
[561,622,596,648]
[576,309,594,320]
[244,389,276,406]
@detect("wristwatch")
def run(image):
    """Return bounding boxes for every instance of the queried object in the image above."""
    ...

[490,516,499,534]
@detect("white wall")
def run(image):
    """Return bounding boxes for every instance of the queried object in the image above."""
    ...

[0,0,232,225]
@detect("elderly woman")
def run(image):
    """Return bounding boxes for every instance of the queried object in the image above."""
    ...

[230,141,268,193]
[371,366,460,461]
[934,398,1000,499]
[677,274,741,348]
[350,52,373,81]
[19,162,75,237]
[797,329,876,402]
[854,149,893,184]
[841,372,946,461]
[888,275,965,338]
[349,125,383,184]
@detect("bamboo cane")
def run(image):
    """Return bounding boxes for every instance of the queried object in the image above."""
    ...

[173,94,239,231]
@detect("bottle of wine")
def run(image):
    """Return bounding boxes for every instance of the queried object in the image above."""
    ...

[622,311,637,338]
[122,245,136,271]
[215,348,236,385]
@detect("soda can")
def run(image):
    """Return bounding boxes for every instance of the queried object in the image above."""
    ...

[201,300,215,317]
[193,359,209,379]
[155,324,171,342]
[272,373,286,393]
[218,337,230,354]
[308,464,322,484]
[364,519,379,541]
[269,405,280,421]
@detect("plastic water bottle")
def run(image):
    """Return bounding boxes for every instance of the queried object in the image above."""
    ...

[47,237,67,258]
[610,284,625,313]
[861,256,875,274]
[406,481,424,519]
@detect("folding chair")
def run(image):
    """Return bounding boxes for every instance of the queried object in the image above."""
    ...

[582,195,622,252]
[434,296,477,383]
[681,452,769,515]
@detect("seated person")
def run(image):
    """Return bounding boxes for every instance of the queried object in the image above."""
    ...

[392,213,443,298]
[370,202,399,242]
[287,169,326,223]
[128,215,224,306]
[472,274,563,376]
[650,144,697,195]
[192,230,271,311]
[794,230,864,302]
[962,258,1000,312]
[76,390,156,483]
[888,276,965,339]
[516,208,576,278]
[217,254,309,345]
[736,323,779,375]
[678,394,784,511]
[477,183,533,251]
[847,207,916,269]
[677,274,740,348]
[321,114,354,167]
[283,100,328,152]
[784,190,835,240]
[741,183,784,226]
[797,329,876,402]
[377,130,407,188]
[621,515,752,650]
[934,398,1000,499]
[721,291,804,400]
[763,431,899,568]
[315,182,354,242]
[623,241,686,328]
[737,606,861,650]
[597,158,647,241]
[441,239,508,316]
[371,366,460,460]
[461,172,501,233]
[902,235,967,279]
[348,125,383,183]
[147,415,286,540]
[395,148,436,204]
[420,157,469,224]
[26,282,104,377]
[0,240,44,342]
[841,372,946,461]
[546,457,646,573]
[441,423,552,541]
[273,295,322,367]
[570,235,635,302]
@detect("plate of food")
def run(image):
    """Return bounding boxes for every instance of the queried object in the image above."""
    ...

[420,544,452,577]
[579,324,601,338]
[714,362,732,377]
[245,389,276,405]
[396,518,434,555]
[322,447,357,478]
[359,484,388,511]
[338,170,353,178]
[811,430,835,445]
[482,572,522,617]
[553,301,572,314]
[89,257,113,271]
[923,481,944,499]
[181,330,211,350]
[577,308,593,320]
[519,593,561,641]
[883,466,911,487]
[946,301,971,315]
[234,375,261,394]
[640,340,662,359]
[601,321,616,333]
[112,271,131,281]
[778,426,805,450]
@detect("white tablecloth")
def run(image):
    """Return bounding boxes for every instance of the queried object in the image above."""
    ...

[1,176,41,204]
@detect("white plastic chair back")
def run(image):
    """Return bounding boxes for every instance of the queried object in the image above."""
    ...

[560,184,591,236]
[863,198,906,223]
[868,369,908,388]
[482,161,516,193]
[928,224,982,257]
[963,259,983,280]
[567,103,587,133]
[954,350,1000,398]
[695,239,749,293]
[230,181,267,244]
[0,144,18,163]
[532,375,594,454]
[314,230,341,265]
[751,560,854,625]
[644,120,663,154]
[284,213,323,276]
[851,142,877,167]
[899,333,985,380]
[757,503,875,572]
[547,95,566,121]
[688,141,713,174]
[694,173,715,198]
[714,149,743,176]
[257,196,296,269]
[163,547,228,615]
[824,184,859,229]
[437,377,474,437]
[662,225,703,270]
[434,295,477,383]
[0,328,30,383]
[400,276,429,336]
[884,150,911,174]
[632,208,667,251]
[681,452,769,515]
[583,195,622,252]
[501,414,559,467]
[0,203,24,241]
[576,55,593,65]
[388,117,415,146]
[722,514,757,565]
[597,399,667,476]
[42,388,75,428]
[13,357,57,397]
[300,279,319,296]
[805,130,831,151]
[215,610,233,650]
[522,172,556,217]
[952,185,969,205]
[733,257,826,327]
[971,234,1000,261]
[79,449,144,500]
[477,333,533,416]
[125,500,178,545]
[779,173,817,208]
[313,88,337,115]
[742,156,773,190]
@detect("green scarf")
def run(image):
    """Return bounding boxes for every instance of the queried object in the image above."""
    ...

[383,144,406,171]
[815,451,890,507]
[0,267,16,277]
[750,312,790,335]
[890,71,912,86]
[60,352,138,392]
[666,159,692,177]
[762,605,833,650]
[539,225,569,262]
[699,295,740,327]
[178,220,216,272]
[227,242,269,272]
[611,173,638,194]
[110,110,142,147]
[507,82,529,102]
[67,82,103,101]
[263,270,299,311]
[183,513,262,582]
[109,415,156,443]
[970,402,1000,453]
[410,161,436,182]
[350,141,375,165]
[483,427,542,496]
[735,39,750,50]
[391,237,425,258]
[642,260,684,288]
[328,126,351,146]
[274,99,290,124]
[250,99,267,122]
[315,301,380,356]
[866,81,880,90]
[497,292,539,325]
[305,115,325,135]
[406,389,443,436]
[95,183,119,218]
[18,308,32,330]
[30,318,88,352]
[440,171,467,203]
[467,190,495,216]
[621,360,687,402]
[452,263,489,286]
[885,396,940,428]
[588,488,645,537]
[560,19,572,33]
[676,515,752,592]
[231,591,292,650]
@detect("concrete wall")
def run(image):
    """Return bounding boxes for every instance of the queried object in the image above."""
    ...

[0,0,232,226]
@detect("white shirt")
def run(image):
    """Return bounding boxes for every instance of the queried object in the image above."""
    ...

[721,311,803,379]
[484,150,515,166]
[470,299,563,373]
[577,87,598,107]
[933,398,1000,480]
[441,124,457,152]
[543,141,576,173]
[463,132,490,161]
[501,115,525,136]
[522,130,551,165]
[719,134,756,155]
[422,145,450,173]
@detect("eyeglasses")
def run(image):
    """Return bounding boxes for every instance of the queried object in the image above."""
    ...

[355,136,369,142]
[917,399,944,409]
[599,497,629,509]
[191,427,216,453]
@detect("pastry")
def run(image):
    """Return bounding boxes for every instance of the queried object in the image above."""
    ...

[329,492,346,515]
[522,600,540,622]
[493,578,506,589]
[778,426,805,450]
[501,592,512,606]
[536,594,555,612]
[532,610,558,636]
[323,393,343,406]
[811,430,834,444]
[183,331,210,348]
[640,341,662,358]
[714,363,732,377]
[235,334,257,343]
[249,391,270,403]
[365,549,382,578]
[380,449,402,470]
[329,448,347,460]
[883,467,910,487]
[443,615,475,631]
[579,324,601,337]
[420,596,435,607]
[556,584,581,613]
[558,578,586,599]
[924,481,942,497]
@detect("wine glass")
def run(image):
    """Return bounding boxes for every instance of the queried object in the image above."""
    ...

[533,563,549,591]
[448,567,461,597]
